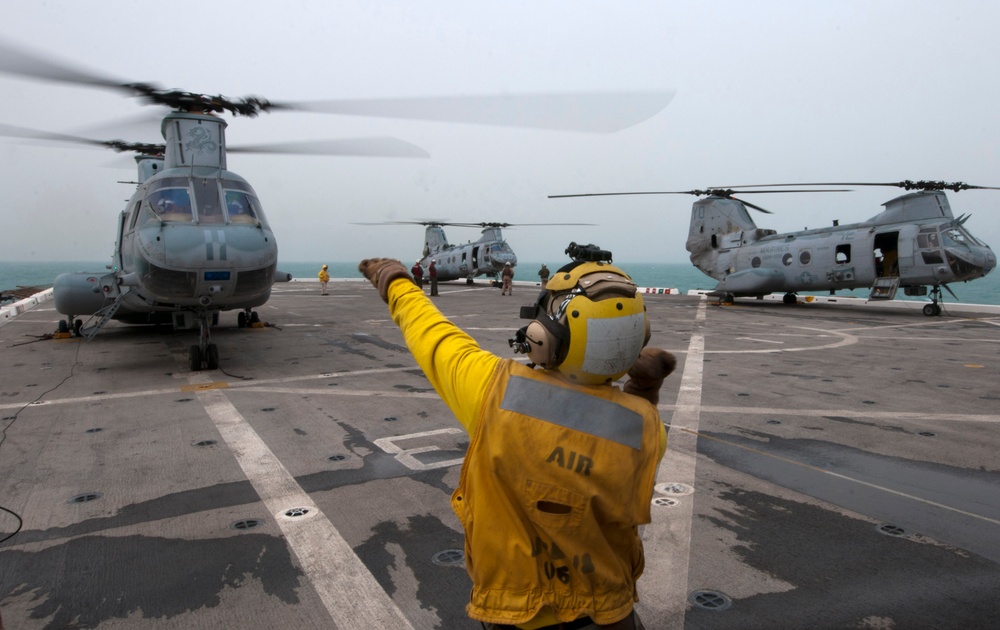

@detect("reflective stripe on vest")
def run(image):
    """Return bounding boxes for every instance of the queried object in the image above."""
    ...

[499,375,643,450]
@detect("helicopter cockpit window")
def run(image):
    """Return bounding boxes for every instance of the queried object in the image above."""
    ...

[941,226,982,248]
[147,187,193,222]
[917,228,940,249]
[224,190,261,225]
[193,179,223,224]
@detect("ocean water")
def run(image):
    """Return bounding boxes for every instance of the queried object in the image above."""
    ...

[3,260,1000,306]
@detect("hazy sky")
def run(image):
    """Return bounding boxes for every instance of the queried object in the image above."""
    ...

[2,1,1000,266]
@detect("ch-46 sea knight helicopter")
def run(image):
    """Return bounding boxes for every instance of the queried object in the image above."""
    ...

[356,221,591,283]
[0,38,671,370]
[551,180,997,316]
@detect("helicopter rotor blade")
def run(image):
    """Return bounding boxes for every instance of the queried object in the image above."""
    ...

[1,122,428,159]
[0,122,164,154]
[714,180,1000,192]
[445,221,596,228]
[1,38,673,129]
[228,137,430,159]
[351,220,596,228]
[0,38,128,91]
[274,91,675,133]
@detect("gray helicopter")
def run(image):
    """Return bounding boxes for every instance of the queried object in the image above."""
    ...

[358,221,590,283]
[0,38,672,370]
[552,181,997,316]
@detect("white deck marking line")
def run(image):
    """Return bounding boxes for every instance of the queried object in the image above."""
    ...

[836,317,1000,333]
[701,326,857,353]
[193,379,415,629]
[665,406,1000,423]
[685,429,1000,527]
[638,299,706,629]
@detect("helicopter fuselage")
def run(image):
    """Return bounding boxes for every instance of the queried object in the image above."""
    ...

[418,225,517,281]
[53,113,285,337]
[686,191,996,299]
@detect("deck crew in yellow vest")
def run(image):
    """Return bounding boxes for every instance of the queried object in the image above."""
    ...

[358,256,675,630]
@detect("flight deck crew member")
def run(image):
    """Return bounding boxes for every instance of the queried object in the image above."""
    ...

[501,261,515,295]
[358,257,675,630]
[411,261,424,289]
[538,263,550,288]
[428,259,439,296]
[318,264,330,295]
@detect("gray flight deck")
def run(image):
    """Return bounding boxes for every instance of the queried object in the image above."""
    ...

[1,278,998,629]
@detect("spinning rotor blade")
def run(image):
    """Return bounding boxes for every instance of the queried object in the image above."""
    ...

[549,187,853,214]
[0,123,427,159]
[285,91,675,133]
[715,180,1000,192]
[0,123,164,154]
[228,138,429,158]
[352,220,594,228]
[548,189,774,213]
[0,38,126,90]
[443,221,595,228]
[1,38,672,129]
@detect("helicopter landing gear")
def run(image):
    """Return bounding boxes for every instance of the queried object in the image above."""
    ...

[189,312,219,371]
[466,277,474,285]
[782,292,798,305]
[237,309,248,328]
[237,308,259,328]
[923,286,944,317]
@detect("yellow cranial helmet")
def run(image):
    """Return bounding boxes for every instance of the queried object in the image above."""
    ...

[509,261,649,385]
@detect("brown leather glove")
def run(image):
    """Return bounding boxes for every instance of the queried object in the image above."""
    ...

[623,348,676,405]
[358,258,413,303]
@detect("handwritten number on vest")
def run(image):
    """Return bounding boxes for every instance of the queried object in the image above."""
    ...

[534,535,596,582]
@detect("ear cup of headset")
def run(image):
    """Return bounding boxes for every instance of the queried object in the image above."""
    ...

[523,320,559,367]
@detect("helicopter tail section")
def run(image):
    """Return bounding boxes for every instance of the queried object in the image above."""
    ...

[686,197,766,280]
[423,225,450,258]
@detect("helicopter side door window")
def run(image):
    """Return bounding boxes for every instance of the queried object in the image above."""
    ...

[127,199,143,231]
[835,244,851,264]
[148,188,193,222]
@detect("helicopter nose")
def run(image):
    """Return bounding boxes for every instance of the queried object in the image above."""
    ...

[945,245,995,280]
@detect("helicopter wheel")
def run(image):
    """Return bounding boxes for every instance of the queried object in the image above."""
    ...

[189,345,203,371]
[466,278,474,285]
[74,319,83,336]
[249,311,260,324]
[237,311,247,328]
[783,293,798,305]
[922,303,941,317]
[205,344,220,370]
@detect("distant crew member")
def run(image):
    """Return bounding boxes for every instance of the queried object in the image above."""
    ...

[356,256,674,629]
[538,263,550,288]
[429,260,439,296]
[318,264,330,295]
[501,262,514,296]
[411,260,424,289]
